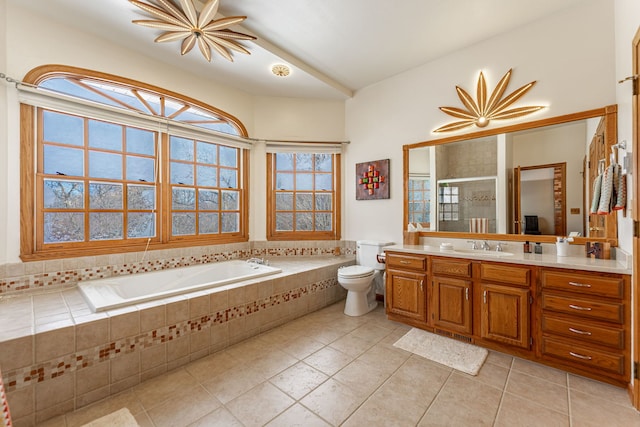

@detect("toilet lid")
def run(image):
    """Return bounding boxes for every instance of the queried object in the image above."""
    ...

[338,265,375,279]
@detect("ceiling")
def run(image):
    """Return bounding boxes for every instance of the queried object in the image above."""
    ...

[12,0,589,100]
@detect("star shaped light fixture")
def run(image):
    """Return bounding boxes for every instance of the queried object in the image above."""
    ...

[129,0,256,62]
[434,69,545,133]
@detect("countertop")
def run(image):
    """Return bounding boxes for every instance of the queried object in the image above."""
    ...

[383,244,632,275]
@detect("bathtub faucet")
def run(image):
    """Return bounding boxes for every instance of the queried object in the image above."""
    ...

[246,257,267,265]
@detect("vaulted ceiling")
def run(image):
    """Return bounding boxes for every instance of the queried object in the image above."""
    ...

[12,0,589,99]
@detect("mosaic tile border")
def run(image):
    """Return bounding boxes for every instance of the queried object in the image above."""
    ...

[0,243,355,296]
[1,278,337,392]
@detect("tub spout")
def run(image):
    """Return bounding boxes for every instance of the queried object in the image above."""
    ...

[246,257,266,265]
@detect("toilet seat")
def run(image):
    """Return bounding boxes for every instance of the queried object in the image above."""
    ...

[338,265,375,279]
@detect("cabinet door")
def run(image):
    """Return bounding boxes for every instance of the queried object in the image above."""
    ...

[386,269,427,322]
[432,276,472,334]
[480,283,530,349]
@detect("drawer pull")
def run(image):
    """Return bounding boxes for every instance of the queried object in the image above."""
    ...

[568,327,592,336]
[569,281,592,288]
[569,351,593,361]
[465,288,469,301]
[399,260,411,264]
[420,280,423,291]
[569,304,592,311]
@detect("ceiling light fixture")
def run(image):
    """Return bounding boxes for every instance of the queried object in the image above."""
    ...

[434,68,545,133]
[271,64,291,77]
[129,0,256,62]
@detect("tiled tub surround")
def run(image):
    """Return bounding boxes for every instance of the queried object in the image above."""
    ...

[0,247,354,426]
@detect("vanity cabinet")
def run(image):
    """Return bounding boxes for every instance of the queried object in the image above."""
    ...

[539,268,630,383]
[430,257,473,335]
[385,252,428,325]
[479,263,532,349]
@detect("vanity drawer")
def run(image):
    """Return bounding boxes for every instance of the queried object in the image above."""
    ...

[540,270,624,299]
[431,257,472,278]
[542,336,625,375]
[386,253,427,272]
[542,294,624,324]
[480,263,530,287]
[541,314,624,349]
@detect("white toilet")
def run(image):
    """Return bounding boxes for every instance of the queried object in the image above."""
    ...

[338,240,393,316]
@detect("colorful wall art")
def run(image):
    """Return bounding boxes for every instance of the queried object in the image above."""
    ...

[356,159,390,200]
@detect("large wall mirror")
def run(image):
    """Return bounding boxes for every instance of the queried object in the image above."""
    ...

[404,105,618,246]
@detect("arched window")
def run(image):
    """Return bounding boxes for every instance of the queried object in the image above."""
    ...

[19,65,250,260]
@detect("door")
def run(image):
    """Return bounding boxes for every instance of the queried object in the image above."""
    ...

[632,25,640,411]
[513,166,521,234]
[432,276,472,334]
[588,121,606,238]
[386,269,427,322]
[480,283,531,349]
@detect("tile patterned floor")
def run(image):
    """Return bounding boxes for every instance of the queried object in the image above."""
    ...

[38,302,640,427]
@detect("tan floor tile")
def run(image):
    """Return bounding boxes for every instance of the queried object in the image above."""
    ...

[187,407,243,427]
[201,363,266,404]
[485,350,514,368]
[133,368,199,409]
[333,359,391,396]
[349,322,394,343]
[265,403,332,427]
[147,385,221,427]
[64,390,144,427]
[570,389,640,426]
[495,392,569,427]
[506,370,568,414]
[356,342,411,375]
[568,373,631,405]
[269,361,329,400]
[279,335,326,359]
[226,382,295,427]
[328,333,375,357]
[251,348,299,379]
[304,324,350,345]
[511,357,567,386]
[460,358,510,389]
[185,350,240,382]
[419,373,502,426]
[304,346,354,376]
[300,378,367,426]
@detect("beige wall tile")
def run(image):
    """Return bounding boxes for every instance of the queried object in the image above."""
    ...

[35,371,75,411]
[190,329,210,353]
[109,311,140,341]
[210,290,228,312]
[110,351,140,384]
[140,343,166,372]
[76,385,110,409]
[35,326,75,363]
[0,335,33,371]
[167,335,190,362]
[76,361,110,396]
[5,384,34,420]
[166,300,189,325]
[76,318,108,351]
[189,295,210,319]
[139,306,165,332]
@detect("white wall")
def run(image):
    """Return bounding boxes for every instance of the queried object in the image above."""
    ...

[345,0,617,246]
[0,3,346,263]
[614,0,640,253]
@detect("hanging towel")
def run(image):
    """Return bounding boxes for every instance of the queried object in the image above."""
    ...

[597,165,615,215]
[590,173,602,214]
[613,169,627,211]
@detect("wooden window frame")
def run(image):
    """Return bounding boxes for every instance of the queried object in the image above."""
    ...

[20,65,249,261]
[266,152,341,241]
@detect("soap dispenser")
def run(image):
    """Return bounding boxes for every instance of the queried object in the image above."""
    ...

[523,241,531,253]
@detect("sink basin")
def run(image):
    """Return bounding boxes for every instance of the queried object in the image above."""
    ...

[451,249,515,257]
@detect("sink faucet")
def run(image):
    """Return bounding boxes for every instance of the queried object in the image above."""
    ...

[467,240,478,250]
[495,242,506,252]
[481,241,491,251]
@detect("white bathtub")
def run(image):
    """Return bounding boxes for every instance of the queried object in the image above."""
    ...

[78,260,282,312]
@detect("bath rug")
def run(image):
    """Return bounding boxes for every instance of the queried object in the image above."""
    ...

[393,328,488,376]
[81,408,139,427]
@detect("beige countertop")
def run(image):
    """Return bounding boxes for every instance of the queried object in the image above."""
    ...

[383,244,631,275]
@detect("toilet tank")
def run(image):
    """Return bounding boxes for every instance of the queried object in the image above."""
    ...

[356,240,394,270]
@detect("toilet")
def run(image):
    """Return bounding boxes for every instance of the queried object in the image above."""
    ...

[338,240,393,316]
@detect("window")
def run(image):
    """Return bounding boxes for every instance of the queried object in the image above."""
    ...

[408,177,431,226]
[20,65,249,260]
[267,152,341,240]
[438,185,459,221]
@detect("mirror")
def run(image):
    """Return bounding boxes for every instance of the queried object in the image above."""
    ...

[404,105,618,246]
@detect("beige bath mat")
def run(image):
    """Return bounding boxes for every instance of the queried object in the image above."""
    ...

[81,408,139,427]
[393,328,488,376]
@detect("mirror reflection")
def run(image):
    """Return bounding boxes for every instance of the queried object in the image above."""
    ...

[405,106,618,244]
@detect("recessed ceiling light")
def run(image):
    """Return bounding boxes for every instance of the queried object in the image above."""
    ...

[271,64,291,77]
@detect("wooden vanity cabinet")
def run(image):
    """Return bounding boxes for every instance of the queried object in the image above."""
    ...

[539,268,630,384]
[430,257,473,335]
[478,263,532,350]
[385,252,428,325]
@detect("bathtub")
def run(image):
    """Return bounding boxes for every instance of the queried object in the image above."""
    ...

[78,260,282,312]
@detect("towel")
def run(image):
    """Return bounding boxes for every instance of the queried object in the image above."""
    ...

[590,173,602,214]
[613,169,627,211]
[469,218,488,233]
[597,165,615,215]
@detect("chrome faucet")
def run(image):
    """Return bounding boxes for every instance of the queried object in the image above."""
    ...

[495,242,505,252]
[481,241,491,251]
[246,257,266,265]
[467,240,478,250]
